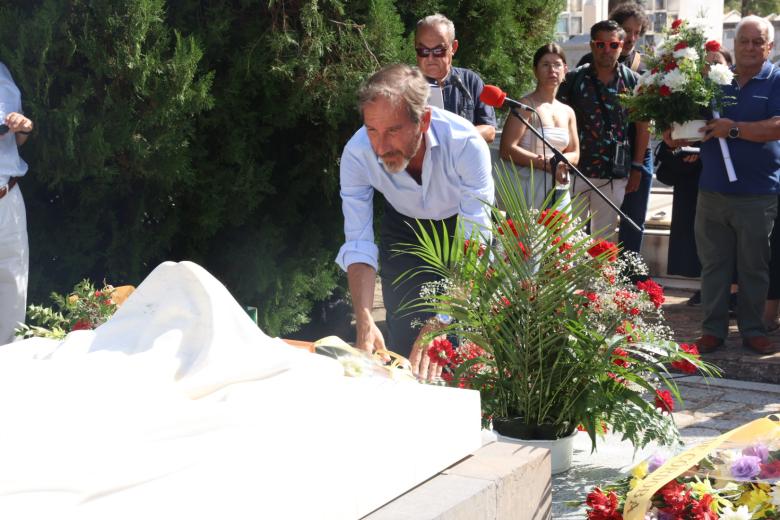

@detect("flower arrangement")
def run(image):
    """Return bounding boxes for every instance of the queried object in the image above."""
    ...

[402,169,719,450]
[584,434,780,519]
[15,280,132,339]
[622,18,734,131]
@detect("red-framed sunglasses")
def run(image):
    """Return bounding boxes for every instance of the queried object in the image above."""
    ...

[592,40,622,50]
[415,45,448,58]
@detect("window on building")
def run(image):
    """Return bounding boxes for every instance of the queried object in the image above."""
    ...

[654,0,666,9]
[724,29,736,40]
[570,0,583,11]
[555,15,568,35]
[653,12,667,33]
[570,16,583,35]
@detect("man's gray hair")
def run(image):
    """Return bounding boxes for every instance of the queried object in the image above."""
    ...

[737,15,775,44]
[358,64,430,124]
[416,13,456,43]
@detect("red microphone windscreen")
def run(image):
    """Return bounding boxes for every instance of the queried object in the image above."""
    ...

[479,85,506,108]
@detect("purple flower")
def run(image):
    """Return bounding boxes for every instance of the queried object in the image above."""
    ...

[742,443,769,463]
[647,453,668,473]
[730,455,762,480]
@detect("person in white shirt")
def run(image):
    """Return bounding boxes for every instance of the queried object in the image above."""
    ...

[0,63,34,344]
[336,64,493,378]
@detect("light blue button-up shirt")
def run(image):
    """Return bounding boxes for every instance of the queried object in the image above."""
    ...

[336,106,494,271]
[0,63,28,185]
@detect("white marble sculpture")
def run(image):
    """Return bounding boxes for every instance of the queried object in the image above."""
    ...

[0,261,481,519]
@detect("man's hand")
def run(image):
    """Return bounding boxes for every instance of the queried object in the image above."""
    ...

[5,112,32,134]
[408,321,444,382]
[702,117,734,141]
[354,316,390,363]
[625,169,642,193]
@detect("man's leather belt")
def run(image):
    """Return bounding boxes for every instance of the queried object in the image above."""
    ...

[0,178,18,200]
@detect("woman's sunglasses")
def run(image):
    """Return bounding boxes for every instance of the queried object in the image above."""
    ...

[415,45,448,58]
[592,40,622,50]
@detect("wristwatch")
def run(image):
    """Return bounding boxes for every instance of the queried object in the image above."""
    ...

[728,126,740,139]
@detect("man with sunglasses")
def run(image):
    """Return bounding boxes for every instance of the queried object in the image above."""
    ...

[557,20,650,244]
[576,3,653,256]
[336,64,493,380]
[0,63,34,345]
[415,14,497,143]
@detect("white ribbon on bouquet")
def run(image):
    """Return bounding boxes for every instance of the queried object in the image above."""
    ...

[711,109,738,182]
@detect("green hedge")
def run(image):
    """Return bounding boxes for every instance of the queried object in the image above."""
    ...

[3,0,562,336]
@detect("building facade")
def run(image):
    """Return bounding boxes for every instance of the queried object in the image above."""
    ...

[557,0,726,66]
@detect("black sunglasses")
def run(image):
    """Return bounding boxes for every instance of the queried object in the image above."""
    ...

[592,40,622,50]
[415,45,448,58]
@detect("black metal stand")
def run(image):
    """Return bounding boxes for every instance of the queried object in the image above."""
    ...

[508,107,641,233]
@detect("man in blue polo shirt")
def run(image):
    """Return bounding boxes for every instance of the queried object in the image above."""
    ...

[415,13,497,143]
[692,16,780,355]
[337,64,493,377]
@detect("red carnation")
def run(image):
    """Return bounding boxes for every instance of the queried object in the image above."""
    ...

[636,279,665,308]
[71,320,93,331]
[654,389,674,413]
[673,41,688,51]
[659,85,672,97]
[664,61,678,72]
[705,40,721,52]
[588,240,619,262]
[427,337,455,366]
[537,208,569,232]
[690,494,717,520]
[760,459,780,478]
[671,19,684,30]
[671,343,700,374]
[612,347,631,368]
[658,480,689,513]
[585,487,622,520]
[498,218,519,237]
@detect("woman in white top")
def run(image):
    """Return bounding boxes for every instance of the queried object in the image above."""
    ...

[499,43,579,210]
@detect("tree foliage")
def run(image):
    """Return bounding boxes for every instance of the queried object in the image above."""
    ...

[725,0,780,16]
[2,0,563,337]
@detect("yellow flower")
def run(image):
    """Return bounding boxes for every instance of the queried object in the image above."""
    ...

[690,478,733,513]
[629,477,641,490]
[632,461,648,480]
[68,294,79,304]
[737,487,770,517]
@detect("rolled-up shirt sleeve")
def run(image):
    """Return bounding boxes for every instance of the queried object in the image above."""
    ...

[455,136,494,239]
[336,145,379,272]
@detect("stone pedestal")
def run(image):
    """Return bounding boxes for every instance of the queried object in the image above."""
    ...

[365,441,552,520]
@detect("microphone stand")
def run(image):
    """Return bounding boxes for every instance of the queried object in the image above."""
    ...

[508,107,641,232]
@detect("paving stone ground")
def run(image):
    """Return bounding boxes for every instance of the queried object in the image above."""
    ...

[554,374,780,517]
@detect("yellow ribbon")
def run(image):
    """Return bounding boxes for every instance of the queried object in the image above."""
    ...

[623,414,780,520]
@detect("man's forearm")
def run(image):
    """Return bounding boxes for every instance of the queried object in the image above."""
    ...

[632,122,650,163]
[740,116,780,142]
[476,124,496,143]
[347,262,377,330]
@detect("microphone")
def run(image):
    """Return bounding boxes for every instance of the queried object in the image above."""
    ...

[480,85,535,112]
[450,74,472,101]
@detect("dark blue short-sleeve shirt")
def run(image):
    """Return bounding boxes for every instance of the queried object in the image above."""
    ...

[434,66,497,128]
[700,60,780,194]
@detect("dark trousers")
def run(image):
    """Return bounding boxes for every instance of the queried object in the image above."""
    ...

[379,201,458,358]
[695,191,777,338]
[618,151,653,254]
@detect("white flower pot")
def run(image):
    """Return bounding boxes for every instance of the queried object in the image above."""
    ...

[671,120,707,141]
[495,430,578,474]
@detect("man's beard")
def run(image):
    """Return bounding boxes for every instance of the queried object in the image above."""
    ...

[378,134,422,174]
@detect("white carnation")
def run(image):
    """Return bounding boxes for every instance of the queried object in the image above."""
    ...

[639,71,658,87]
[771,483,780,507]
[661,68,688,92]
[673,47,699,62]
[719,505,752,520]
[708,63,735,85]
